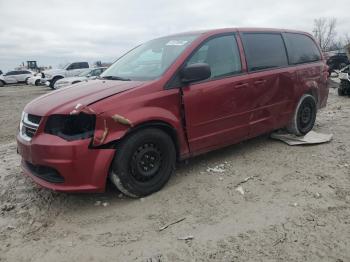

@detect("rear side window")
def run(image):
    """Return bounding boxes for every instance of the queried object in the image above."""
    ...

[241,33,288,71]
[79,62,89,69]
[187,35,242,79]
[284,33,321,64]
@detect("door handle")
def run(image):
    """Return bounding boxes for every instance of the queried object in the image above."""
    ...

[234,83,249,89]
[254,79,266,85]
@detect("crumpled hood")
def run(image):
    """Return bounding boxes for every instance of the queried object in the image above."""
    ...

[24,79,144,116]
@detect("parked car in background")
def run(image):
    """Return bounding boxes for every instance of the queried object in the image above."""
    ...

[326,53,349,74]
[42,62,89,89]
[17,28,329,197]
[27,72,45,86]
[54,67,107,89]
[0,70,33,86]
[338,65,350,96]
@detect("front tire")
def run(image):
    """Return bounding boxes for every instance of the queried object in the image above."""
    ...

[287,94,317,136]
[0,80,4,87]
[110,128,176,198]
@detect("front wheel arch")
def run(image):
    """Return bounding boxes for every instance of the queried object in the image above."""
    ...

[110,121,180,161]
[50,76,64,89]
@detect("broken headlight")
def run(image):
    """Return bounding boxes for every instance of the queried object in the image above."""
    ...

[44,113,95,141]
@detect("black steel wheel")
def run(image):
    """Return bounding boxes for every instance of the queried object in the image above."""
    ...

[287,94,317,136]
[110,128,176,198]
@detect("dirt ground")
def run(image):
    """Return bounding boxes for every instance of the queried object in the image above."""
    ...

[0,81,349,262]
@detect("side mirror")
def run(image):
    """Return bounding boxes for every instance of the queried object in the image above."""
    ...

[180,63,211,83]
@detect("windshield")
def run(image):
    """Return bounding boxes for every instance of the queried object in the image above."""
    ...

[78,69,93,77]
[101,34,199,81]
[58,63,70,69]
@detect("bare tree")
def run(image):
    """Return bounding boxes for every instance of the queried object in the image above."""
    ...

[343,33,350,46]
[313,17,337,52]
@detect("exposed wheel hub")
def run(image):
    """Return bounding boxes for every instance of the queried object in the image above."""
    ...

[301,106,311,124]
[130,143,162,182]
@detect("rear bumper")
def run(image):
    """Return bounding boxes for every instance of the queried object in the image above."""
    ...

[17,133,115,192]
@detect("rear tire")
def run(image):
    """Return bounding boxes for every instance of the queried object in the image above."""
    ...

[287,94,317,136]
[35,79,40,86]
[110,128,176,198]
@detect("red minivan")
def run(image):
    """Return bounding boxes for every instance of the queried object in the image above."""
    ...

[17,28,329,197]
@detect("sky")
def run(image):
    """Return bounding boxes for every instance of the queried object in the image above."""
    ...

[0,0,349,72]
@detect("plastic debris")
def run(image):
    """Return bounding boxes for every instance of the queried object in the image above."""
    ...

[207,164,225,173]
[270,131,333,145]
[236,186,245,195]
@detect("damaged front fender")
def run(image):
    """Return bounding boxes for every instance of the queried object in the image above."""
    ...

[91,107,182,147]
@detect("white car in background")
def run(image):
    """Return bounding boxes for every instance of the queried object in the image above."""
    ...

[42,62,89,89]
[54,67,107,89]
[0,70,33,86]
[27,72,45,86]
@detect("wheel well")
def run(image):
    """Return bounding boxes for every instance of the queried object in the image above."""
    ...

[72,81,81,84]
[111,121,180,160]
[53,75,64,80]
[305,89,318,105]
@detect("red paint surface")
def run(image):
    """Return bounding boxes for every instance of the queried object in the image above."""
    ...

[17,28,329,192]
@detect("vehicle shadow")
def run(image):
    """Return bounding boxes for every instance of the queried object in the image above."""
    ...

[55,133,273,210]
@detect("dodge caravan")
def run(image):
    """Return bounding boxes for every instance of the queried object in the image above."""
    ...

[17,28,329,197]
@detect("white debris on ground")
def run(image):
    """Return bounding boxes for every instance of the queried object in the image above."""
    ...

[206,164,225,173]
[270,131,333,146]
[235,186,245,195]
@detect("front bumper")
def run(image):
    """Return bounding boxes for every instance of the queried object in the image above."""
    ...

[17,132,115,192]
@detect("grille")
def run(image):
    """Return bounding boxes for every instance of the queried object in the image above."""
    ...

[24,126,37,138]
[27,114,41,125]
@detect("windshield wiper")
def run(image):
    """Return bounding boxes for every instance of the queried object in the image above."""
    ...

[100,75,131,81]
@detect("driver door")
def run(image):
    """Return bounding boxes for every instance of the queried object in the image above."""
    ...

[181,34,253,154]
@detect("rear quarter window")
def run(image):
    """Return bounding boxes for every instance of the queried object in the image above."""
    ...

[284,33,321,65]
[241,33,288,72]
